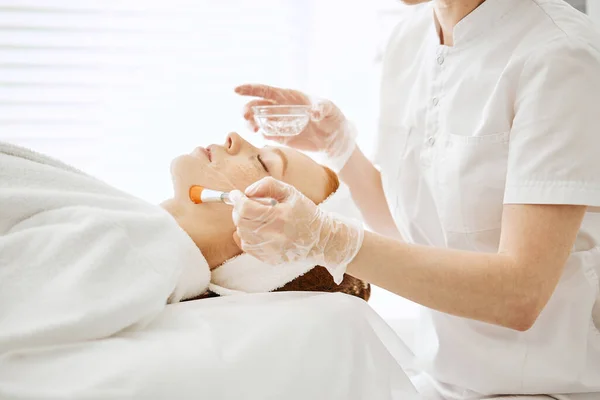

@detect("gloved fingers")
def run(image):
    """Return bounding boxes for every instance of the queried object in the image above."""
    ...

[235,83,309,105]
[310,100,336,122]
[244,177,295,202]
[235,83,287,103]
[242,99,297,140]
[235,225,266,245]
[228,189,245,205]
[239,237,289,264]
[243,99,276,121]
[231,189,279,224]
[242,100,270,133]
[236,202,277,225]
[240,206,288,233]
[229,190,247,226]
[230,175,366,270]
[235,226,278,250]
[245,119,259,133]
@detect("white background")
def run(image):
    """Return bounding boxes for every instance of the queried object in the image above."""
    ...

[4,0,594,320]
[0,0,418,320]
[588,0,600,22]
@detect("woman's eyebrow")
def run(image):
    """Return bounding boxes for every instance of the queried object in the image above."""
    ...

[273,148,288,175]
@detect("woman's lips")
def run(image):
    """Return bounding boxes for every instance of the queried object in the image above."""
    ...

[192,146,211,161]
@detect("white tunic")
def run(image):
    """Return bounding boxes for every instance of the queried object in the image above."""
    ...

[375,0,600,397]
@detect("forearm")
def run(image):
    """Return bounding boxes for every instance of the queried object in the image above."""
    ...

[346,231,536,331]
[339,147,402,239]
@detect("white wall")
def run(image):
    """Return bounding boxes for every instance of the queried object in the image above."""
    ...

[305,0,421,321]
[588,0,600,23]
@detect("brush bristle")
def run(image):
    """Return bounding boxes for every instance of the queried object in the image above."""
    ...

[189,185,204,204]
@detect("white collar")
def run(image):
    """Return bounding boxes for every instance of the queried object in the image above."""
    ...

[430,0,521,47]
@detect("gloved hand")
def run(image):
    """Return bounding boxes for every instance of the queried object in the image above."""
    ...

[229,177,364,283]
[235,83,357,172]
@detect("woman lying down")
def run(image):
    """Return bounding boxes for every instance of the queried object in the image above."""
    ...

[163,131,370,299]
[0,135,417,399]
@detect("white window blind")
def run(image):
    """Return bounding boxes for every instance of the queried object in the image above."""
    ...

[0,0,310,201]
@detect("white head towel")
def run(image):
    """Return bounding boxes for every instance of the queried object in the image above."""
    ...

[209,181,362,295]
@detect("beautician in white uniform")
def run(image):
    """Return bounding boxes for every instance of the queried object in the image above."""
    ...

[231,0,600,399]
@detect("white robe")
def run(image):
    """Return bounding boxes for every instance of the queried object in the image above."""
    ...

[0,141,210,352]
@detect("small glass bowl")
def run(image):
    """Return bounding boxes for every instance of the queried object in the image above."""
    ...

[252,105,311,137]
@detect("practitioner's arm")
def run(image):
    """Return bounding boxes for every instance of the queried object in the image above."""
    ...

[339,146,401,239]
[231,179,586,331]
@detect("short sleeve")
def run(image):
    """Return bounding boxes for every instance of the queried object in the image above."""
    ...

[504,39,600,207]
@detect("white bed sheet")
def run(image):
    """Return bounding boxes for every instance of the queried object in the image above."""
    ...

[0,292,420,400]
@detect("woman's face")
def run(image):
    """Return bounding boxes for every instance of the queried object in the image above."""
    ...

[166,132,334,268]
[170,132,329,203]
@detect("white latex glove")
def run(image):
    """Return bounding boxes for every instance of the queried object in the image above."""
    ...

[229,177,364,283]
[235,83,357,172]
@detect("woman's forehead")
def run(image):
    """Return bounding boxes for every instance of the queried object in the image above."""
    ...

[278,147,320,173]
[277,147,329,203]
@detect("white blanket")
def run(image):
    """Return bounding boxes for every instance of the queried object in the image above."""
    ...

[0,142,210,353]
[0,292,419,400]
[0,143,419,399]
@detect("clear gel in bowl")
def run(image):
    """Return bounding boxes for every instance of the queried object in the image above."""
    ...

[252,105,311,137]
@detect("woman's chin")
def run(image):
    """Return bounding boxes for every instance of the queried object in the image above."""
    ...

[170,154,205,178]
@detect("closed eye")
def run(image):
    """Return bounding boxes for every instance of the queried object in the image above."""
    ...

[257,154,269,173]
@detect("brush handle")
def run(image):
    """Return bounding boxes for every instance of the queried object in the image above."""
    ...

[201,189,276,207]
[223,192,277,207]
[249,197,278,207]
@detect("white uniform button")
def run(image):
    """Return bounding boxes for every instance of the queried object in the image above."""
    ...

[432,97,439,106]
[427,136,436,146]
[437,56,445,65]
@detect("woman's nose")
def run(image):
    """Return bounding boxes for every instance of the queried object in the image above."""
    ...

[225,132,241,155]
[225,132,255,155]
